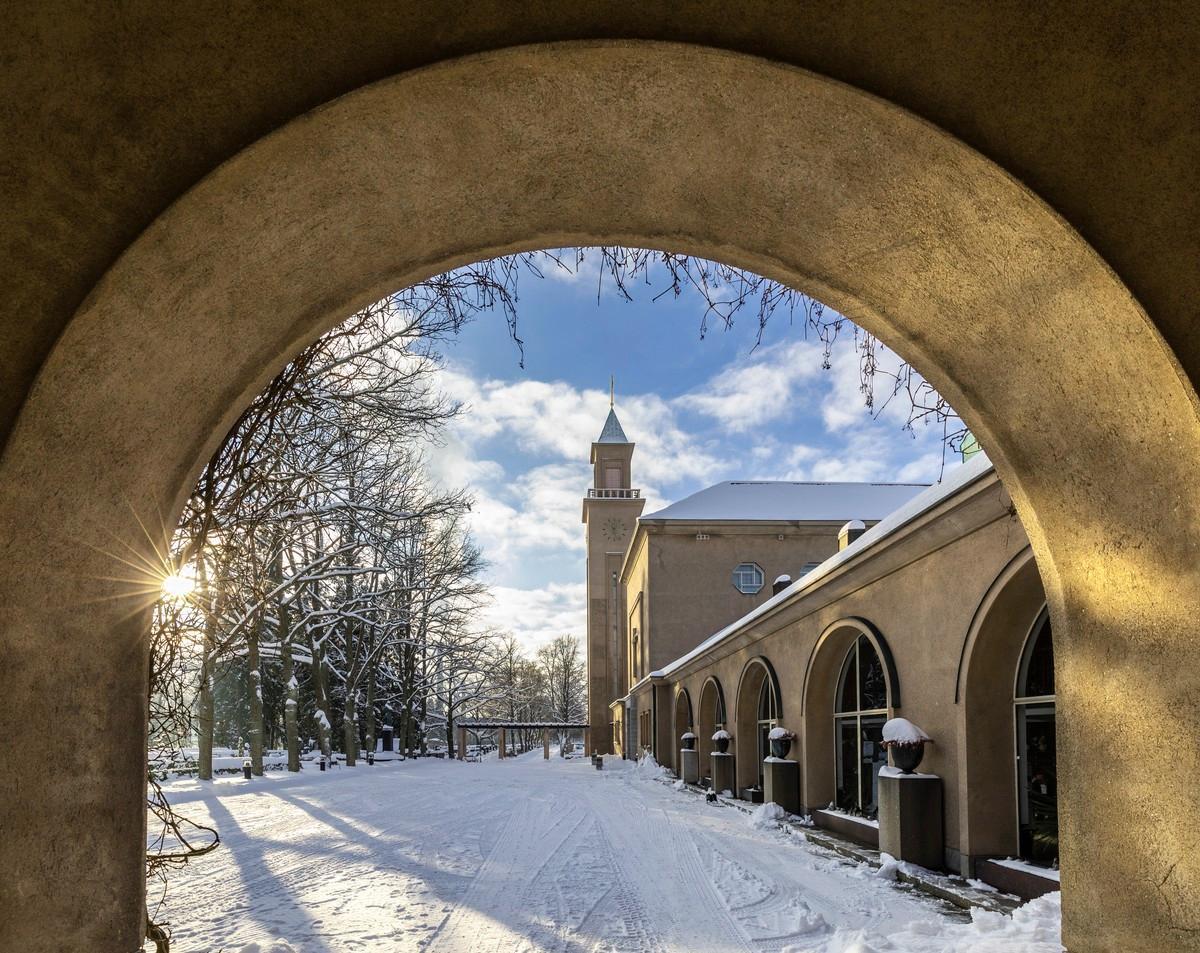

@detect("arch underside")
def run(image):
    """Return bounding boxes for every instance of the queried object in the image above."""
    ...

[0,41,1198,951]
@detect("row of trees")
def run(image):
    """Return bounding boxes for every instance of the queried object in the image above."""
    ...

[149,291,585,776]
[144,280,585,949]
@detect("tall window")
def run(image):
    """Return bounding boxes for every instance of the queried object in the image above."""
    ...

[605,465,622,488]
[733,562,764,594]
[834,635,889,817]
[1015,610,1057,867]
[631,630,640,679]
[756,674,779,785]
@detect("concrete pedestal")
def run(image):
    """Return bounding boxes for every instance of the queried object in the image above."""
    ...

[878,771,944,869]
[711,751,735,794]
[763,758,801,815]
[680,748,699,784]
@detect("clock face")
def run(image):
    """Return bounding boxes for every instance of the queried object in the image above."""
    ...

[601,517,625,543]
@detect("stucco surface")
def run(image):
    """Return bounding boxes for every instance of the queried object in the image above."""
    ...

[2,3,1198,454]
[0,17,1197,953]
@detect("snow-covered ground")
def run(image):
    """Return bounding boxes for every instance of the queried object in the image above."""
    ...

[149,753,1062,953]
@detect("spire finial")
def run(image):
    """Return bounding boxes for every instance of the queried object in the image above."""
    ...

[610,375,615,408]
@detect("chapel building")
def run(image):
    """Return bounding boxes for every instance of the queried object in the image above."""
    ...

[581,408,1058,901]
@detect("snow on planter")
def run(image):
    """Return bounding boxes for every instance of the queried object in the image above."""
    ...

[882,717,931,745]
[681,731,696,739]
[711,729,731,741]
[768,726,795,740]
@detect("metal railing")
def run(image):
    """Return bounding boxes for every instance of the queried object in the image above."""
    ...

[587,488,641,499]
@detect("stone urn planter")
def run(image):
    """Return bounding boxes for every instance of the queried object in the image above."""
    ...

[680,731,697,750]
[768,726,795,759]
[712,729,731,753]
[881,717,932,774]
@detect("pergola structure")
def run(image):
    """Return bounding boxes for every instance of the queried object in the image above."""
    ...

[455,720,591,761]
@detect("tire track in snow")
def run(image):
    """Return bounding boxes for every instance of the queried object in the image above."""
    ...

[578,778,753,953]
[429,793,588,953]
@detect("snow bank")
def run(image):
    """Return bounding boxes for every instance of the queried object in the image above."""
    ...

[236,941,297,953]
[749,801,789,830]
[808,892,1063,953]
[634,752,670,779]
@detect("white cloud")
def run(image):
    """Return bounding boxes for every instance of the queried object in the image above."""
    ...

[676,339,825,433]
[479,583,587,654]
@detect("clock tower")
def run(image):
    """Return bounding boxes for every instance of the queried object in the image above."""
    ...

[581,391,645,755]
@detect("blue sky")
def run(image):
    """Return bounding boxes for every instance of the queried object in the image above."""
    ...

[420,251,965,651]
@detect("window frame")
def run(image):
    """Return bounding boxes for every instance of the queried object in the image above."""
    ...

[833,635,891,818]
[1014,607,1057,867]
[732,561,765,594]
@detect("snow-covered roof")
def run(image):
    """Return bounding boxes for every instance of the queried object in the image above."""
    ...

[653,455,995,679]
[641,480,928,523]
[596,408,630,443]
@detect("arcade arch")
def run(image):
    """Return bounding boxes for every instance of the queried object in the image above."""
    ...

[696,676,727,785]
[733,656,783,793]
[802,619,898,815]
[672,687,693,774]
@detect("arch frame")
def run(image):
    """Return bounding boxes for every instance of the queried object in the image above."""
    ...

[955,546,1038,703]
[673,685,694,731]
[736,655,784,723]
[0,39,1196,950]
[803,617,901,714]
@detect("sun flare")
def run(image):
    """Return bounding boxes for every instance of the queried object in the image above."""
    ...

[161,571,196,601]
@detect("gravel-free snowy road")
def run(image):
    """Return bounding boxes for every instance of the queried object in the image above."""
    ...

[152,754,1061,953]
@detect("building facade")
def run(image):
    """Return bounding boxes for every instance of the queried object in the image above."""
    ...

[584,412,1057,897]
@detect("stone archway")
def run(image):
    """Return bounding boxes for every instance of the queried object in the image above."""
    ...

[733,656,782,793]
[672,687,693,775]
[955,549,1049,869]
[0,41,1197,950]
[801,618,898,815]
[696,676,727,783]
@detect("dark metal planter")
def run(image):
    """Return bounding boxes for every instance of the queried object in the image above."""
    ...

[891,741,926,774]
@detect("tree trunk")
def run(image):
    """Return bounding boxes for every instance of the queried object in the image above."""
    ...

[365,664,376,757]
[308,630,332,760]
[246,619,264,776]
[282,640,300,772]
[397,703,411,759]
[343,689,358,766]
[197,555,218,781]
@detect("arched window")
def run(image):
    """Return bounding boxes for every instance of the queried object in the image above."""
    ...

[756,675,780,783]
[833,635,889,817]
[1015,609,1057,867]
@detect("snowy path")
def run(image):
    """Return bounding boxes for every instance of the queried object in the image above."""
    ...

[151,755,1061,953]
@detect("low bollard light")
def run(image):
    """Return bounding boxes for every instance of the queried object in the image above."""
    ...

[242,759,252,780]
[319,757,326,772]
[367,752,375,765]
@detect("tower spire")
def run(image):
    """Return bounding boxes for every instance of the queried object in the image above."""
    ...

[610,375,615,408]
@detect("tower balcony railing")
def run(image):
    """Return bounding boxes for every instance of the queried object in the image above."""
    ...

[587,488,641,499]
